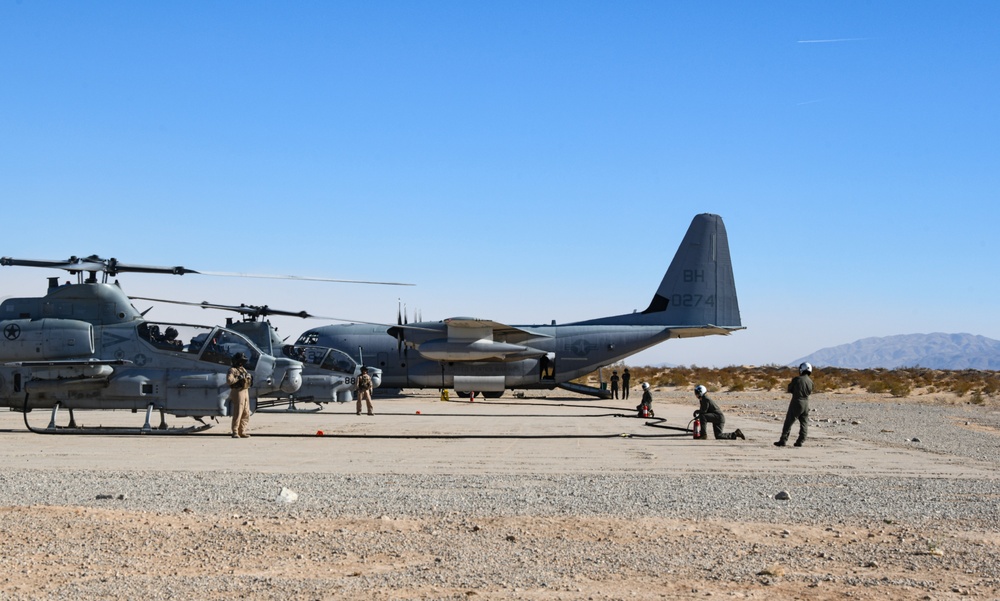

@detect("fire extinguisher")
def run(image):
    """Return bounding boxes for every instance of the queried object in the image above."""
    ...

[693,418,700,439]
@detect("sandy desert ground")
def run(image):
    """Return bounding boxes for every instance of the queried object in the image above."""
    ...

[0,386,998,600]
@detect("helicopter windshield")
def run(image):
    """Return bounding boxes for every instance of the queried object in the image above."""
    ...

[282,345,356,374]
[194,328,261,368]
[139,322,261,368]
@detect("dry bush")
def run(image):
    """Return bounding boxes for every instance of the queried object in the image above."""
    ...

[578,364,999,402]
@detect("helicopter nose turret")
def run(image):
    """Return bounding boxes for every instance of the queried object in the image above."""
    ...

[275,358,303,394]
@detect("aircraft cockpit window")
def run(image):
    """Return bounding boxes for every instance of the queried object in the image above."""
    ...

[320,349,357,374]
[138,322,194,353]
[198,329,260,368]
[282,345,326,366]
[296,332,320,345]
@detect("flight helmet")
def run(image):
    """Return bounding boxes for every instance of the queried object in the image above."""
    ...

[641,382,649,390]
[694,385,707,397]
[799,362,812,375]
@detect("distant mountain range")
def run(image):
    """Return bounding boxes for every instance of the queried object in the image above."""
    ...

[793,333,1000,370]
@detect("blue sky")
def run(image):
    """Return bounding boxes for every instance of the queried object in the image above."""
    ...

[2,1,999,367]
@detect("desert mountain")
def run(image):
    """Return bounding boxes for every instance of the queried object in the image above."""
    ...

[792,333,1000,370]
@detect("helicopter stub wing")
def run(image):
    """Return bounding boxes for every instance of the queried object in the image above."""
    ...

[6,358,131,383]
[5,358,132,367]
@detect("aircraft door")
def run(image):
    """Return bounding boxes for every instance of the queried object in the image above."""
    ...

[539,352,555,381]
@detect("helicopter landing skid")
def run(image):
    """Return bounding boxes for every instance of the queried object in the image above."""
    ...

[254,405,325,414]
[254,398,325,413]
[23,400,215,435]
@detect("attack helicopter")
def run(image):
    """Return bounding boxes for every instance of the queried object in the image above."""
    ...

[129,297,385,410]
[0,255,403,433]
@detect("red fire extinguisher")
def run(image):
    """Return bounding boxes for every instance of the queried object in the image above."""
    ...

[693,418,700,439]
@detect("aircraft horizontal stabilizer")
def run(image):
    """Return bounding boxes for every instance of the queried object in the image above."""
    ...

[665,325,746,339]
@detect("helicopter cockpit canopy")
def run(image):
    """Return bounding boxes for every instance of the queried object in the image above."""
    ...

[138,322,262,369]
[282,344,357,374]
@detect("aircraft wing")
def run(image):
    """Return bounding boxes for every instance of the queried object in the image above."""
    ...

[397,317,551,362]
[442,318,552,344]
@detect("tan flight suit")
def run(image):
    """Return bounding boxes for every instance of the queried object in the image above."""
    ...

[356,371,373,415]
[227,365,252,437]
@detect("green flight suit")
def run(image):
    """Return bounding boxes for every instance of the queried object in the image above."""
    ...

[778,374,813,445]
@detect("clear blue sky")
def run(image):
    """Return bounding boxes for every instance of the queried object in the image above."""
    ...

[3,1,999,367]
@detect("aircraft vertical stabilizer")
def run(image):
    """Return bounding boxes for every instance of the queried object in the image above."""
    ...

[576,213,742,329]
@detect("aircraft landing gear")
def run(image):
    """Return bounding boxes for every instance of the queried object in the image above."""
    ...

[47,402,62,430]
[24,397,213,435]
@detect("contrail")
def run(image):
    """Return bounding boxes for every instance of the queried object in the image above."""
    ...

[797,38,867,44]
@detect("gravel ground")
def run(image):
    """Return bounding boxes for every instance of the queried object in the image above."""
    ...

[0,390,998,600]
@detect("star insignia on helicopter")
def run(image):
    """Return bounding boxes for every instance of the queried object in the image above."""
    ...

[3,324,20,340]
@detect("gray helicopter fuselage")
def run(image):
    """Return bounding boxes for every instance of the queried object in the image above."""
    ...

[0,281,302,417]
[227,319,382,403]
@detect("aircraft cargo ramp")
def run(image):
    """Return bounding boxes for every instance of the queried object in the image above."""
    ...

[557,381,613,399]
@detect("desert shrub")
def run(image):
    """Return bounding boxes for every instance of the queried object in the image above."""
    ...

[887,379,912,397]
[578,364,999,399]
[866,380,890,394]
[757,375,780,391]
[951,380,974,397]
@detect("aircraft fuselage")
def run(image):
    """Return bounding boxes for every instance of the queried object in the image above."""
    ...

[300,322,672,391]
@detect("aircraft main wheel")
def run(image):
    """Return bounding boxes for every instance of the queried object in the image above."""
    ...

[455,390,476,398]
[481,391,504,399]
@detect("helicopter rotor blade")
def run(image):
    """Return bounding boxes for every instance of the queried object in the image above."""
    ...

[193,270,413,286]
[131,296,438,331]
[1,256,413,285]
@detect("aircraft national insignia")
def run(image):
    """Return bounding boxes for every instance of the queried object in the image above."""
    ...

[570,339,596,357]
[3,324,20,340]
[133,353,148,367]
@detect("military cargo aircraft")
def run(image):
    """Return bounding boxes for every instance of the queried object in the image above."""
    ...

[296,213,744,398]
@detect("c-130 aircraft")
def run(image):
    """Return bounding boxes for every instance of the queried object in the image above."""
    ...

[297,214,744,398]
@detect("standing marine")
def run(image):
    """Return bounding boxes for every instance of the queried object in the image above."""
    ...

[227,352,253,438]
[622,368,631,399]
[610,371,620,399]
[356,366,374,416]
[775,362,814,447]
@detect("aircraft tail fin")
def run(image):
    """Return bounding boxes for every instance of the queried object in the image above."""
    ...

[579,213,742,330]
